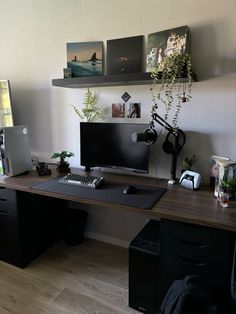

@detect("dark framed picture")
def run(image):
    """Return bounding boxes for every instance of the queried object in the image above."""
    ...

[146,25,189,72]
[66,41,103,77]
[127,103,141,118]
[107,35,143,75]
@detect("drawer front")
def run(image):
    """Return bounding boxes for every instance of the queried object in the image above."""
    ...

[0,187,17,214]
[0,229,21,267]
[162,219,233,261]
[0,226,19,247]
[0,211,17,228]
[160,219,235,300]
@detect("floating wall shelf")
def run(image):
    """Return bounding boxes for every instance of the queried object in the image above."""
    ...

[52,72,197,89]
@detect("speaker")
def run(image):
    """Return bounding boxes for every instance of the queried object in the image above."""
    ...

[129,220,160,314]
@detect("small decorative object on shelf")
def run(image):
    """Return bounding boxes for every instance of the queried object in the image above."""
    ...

[71,88,103,122]
[63,68,72,78]
[51,151,74,174]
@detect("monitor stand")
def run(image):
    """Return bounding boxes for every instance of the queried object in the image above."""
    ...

[84,165,91,172]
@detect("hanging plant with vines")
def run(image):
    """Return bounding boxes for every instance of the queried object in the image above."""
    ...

[150,53,193,128]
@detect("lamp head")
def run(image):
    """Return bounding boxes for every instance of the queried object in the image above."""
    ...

[131,128,157,145]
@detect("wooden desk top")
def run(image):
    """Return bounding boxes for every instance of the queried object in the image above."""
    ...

[0,169,236,232]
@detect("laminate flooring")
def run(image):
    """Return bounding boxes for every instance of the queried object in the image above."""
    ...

[0,239,141,314]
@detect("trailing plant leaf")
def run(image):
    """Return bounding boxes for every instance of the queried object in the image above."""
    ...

[72,88,103,122]
[150,53,193,128]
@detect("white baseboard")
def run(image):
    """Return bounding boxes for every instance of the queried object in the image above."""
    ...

[85,231,130,248]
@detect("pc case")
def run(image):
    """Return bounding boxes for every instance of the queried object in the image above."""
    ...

[129,220,160,314]
[0,126,32,176]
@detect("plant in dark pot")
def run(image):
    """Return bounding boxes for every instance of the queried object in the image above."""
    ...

[51,151,74,174]
[219,178,236,199]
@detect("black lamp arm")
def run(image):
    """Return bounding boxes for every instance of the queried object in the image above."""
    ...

[151,113,176,135]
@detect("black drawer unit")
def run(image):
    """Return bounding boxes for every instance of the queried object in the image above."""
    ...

[0,187,17,214]
[129,220,160,314]
[0,188,64,267]
[160,219,235,312]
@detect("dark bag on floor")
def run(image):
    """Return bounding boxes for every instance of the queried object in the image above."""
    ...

[160,275,218,314]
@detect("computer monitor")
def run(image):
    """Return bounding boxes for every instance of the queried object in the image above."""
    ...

[80,122,150,173]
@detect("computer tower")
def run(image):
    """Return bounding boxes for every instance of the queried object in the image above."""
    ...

[0,126,32,176]
[129,220,160,314]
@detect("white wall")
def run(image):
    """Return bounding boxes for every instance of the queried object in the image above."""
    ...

[1,0,236,246]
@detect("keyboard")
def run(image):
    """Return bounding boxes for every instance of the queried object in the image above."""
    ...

[59,173,104,189]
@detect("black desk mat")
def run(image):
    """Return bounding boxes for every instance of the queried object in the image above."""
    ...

[30,177,166,210]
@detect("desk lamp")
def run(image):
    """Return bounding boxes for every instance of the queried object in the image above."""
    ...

[132,113,186,184]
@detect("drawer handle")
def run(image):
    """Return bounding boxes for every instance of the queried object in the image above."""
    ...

[0,198,7,202]
[0,187,6,190]
[179,238,208,248]
[178,255,207,266]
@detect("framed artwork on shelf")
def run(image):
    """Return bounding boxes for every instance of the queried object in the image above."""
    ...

[66,41,103,77]
[146,25,190,72]
[63,68,72,78]
[107,35,143,75]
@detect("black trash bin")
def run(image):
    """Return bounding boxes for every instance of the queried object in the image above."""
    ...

[64,208,88,246]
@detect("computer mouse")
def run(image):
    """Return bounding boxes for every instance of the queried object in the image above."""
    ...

[123,185,137,194]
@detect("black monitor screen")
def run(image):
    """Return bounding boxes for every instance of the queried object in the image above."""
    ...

[80,122,150,173]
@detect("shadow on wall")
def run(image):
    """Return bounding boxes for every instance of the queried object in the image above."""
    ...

[183,131,214,184]
[10,86,54,155]
[149,131,213,184]
[190,19,236,81]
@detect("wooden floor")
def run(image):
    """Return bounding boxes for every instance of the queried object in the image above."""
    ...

[0,239,141,314]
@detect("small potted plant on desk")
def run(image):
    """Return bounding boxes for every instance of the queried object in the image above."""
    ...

[51,151,74,174]
[181,155,196,173]
[218,178,236,207]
